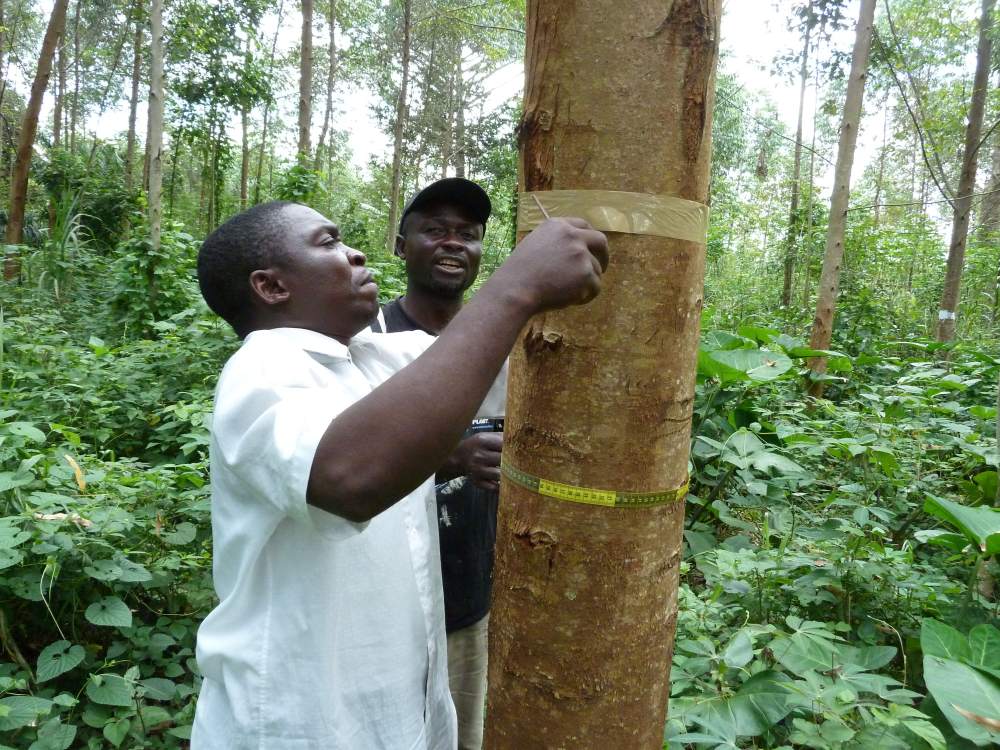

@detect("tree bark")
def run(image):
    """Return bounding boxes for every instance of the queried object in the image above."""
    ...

[806,0,876,394]
[53,43,65,146]
[385,0,412,253]
[936,0,995,342]
[455,56,466,178]
[240,107,250,210]
[125,0,143,193]
[484,2,719,748]
[255,0,285,204]
[4,0,69,278]
[782,3,812,309]
[69,0,79,152]
[297,0,313,164]
[147,0,164,314]
[313,0,336,172]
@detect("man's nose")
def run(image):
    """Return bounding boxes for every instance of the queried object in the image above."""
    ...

[347,246,367,265]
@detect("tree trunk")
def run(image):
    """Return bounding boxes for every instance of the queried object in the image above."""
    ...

[240,107,250,210]
[4,0,69,278]
[386,0,412,253]
[782,3,812,309]
[806,0,876,394]
[147,0,164,313]
[297,0,313,164]
[455,57,466,178]
[53,43,65,146]
[255,0,285,204]
[313,0,336,172]
[125,0,143,193]
[936,0,995,342]
[873,95,888,226]
[484,2,719,748]
[69,0,79,151]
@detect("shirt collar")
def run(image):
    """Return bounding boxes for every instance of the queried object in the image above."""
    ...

[246,327,352,361]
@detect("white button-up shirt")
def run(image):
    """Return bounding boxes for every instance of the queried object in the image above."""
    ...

[192,326,506,750]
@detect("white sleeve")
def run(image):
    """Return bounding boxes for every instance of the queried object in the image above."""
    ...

[212,377,369,540]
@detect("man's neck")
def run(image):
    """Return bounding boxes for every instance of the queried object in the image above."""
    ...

[398,286,463,334]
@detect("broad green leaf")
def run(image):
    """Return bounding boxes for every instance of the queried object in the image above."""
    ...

[923,655,1000,745]
[709,349,793,383]
[85,674,134,707]
[83,559,123,582]
[736,325,779,343]
[102,717,130,748]
[772,630,838,673]
[749,451,806,475]
[139,677,176,701]
[970,405,997,420]
[721,629,754,669]
[36,640,85,682]
[688,671,794,739]
[921,619,971,662]
[0,696,53,730]
[914,529,971,552]
[117,558,152,583]
[969,625,1000,671]
[85,597,132,628]
[0,524,30,549]
[6,422,46,442]
[839,644,897,671]
[923,496,1000,551]
[29,716,76,750]
[0,549,24,570]
[163,522,196,545]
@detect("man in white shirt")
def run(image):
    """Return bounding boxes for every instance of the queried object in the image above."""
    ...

[190,200,608,749]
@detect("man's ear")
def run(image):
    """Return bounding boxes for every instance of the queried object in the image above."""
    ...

[394,234,406,260]
[249,269,291,306]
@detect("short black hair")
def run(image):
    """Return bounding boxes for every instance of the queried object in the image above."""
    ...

[197,201,297,336]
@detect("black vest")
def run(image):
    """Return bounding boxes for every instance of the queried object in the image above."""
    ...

[373,298,499,632]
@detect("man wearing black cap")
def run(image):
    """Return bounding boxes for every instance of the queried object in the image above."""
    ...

[373,178,499,750]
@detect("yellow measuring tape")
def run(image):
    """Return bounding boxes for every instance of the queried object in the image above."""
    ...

[501,460,688,509]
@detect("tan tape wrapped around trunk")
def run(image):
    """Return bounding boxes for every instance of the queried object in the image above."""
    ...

[518,190,709,244]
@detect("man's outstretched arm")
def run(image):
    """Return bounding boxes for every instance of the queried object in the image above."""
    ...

[307,218,608,522]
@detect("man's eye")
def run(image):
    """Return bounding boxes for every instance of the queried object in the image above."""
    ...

[461,232,477,241]
[426,227,445,237]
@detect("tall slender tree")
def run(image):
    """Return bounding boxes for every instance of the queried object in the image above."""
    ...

[385,0,412,253]
[125,0,143,192]
[313,0,337,172]
[484,1,720,747]
[807,0,877,393]
[936,0,995,341]
[298,0,313,164]
[4,0,69,279]
[147,0,164,258]
[782,0,813,308]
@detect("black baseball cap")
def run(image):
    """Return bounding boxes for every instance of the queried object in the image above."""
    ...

[398,177,492,235]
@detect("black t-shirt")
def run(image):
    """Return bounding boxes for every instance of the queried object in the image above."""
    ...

[373,298,500,632]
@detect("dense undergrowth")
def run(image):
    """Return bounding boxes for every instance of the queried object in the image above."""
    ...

[1,235,999,749]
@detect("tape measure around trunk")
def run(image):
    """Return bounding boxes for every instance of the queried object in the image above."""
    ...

[500,460,688,509]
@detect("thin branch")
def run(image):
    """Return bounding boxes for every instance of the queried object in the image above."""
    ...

[873,30,955,210]
[882,1,953,195]
[716,86,835,167]
[847,186,1000,213]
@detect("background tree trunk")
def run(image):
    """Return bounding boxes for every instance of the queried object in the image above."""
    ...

[806,0,876,393]
[4,0,69,279]
[782,4,811,308]
[297,0,313,164]
[69,0,79,152]
[125,0,143,193]
[484,1,720,748]
[385,0,412,253]
[936,0,995,342]
[147,0,164,314]
[254,0,285,204]
[313,0,336,172]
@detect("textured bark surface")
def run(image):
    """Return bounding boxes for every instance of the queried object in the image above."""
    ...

[782,8,811,309]
[484,2,719,748]
[297,0,313,164]
[806,0,875,393]
[4,0,68,272]
[936,0,995,342]
[385,0,411,253]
